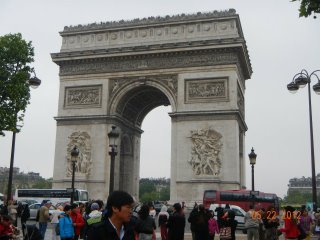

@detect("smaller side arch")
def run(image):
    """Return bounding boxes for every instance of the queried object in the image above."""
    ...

[120,134,133,155]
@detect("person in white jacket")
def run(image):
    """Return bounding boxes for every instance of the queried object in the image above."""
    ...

[51,205,64,240]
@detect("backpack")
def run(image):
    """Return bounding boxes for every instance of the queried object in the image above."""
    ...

[21,205,30,220]
[86,217,105,240]
[158,214,168,226]
[35,209,40,222]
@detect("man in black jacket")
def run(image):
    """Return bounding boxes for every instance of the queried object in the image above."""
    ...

[188,202,199,240]
[87,191,135,240]
[167,203,185,240]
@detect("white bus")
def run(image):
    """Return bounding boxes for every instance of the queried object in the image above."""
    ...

[14,189,89,205]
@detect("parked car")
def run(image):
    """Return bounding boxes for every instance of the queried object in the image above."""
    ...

[154,203,164,214]
[209,204,246,229]
[17,199,38,206]
[29,203,56,220]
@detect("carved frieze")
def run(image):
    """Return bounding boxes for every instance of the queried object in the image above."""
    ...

[109,74,178,99]
[60,51,239,76]
[64,85,102,108]
[185,78,228,103]
[66,132,92,177]
[188,127,223,176]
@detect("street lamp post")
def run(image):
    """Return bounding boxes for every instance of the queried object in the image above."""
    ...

[6,72,41,205]
[249,148,257,207]
[107,126,119,194]
[287,69,320,212]
[70,146,79,204]
[249,148,257,191]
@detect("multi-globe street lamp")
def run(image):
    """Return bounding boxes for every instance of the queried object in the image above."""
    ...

[287,69,320,211]
[6,72,41,205]
[107,126,119,194]
[70,146,79,204]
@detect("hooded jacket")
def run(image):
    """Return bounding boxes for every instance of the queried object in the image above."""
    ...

[59,213,74,239]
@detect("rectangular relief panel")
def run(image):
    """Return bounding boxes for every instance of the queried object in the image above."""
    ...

[64,85,102,108]
[185,78,229,103]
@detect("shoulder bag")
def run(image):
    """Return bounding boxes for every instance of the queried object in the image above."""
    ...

[219,226,232,240]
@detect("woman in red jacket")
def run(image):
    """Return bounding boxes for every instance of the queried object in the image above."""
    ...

[280,206,300,240]
[70,204,85,240]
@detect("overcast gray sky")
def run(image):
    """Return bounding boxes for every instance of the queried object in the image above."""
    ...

[0,0,319,198]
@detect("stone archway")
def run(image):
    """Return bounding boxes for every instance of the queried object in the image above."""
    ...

[51,9,252,204]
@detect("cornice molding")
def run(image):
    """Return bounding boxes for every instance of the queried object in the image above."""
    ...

[54,47,250,81]
[54,114,144,135]
[62,9,237,34]
[169,110,247,131]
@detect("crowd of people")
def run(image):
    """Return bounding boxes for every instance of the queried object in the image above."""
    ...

[2,193,320,240]
[0,191,187,240]
[241,204,320,240]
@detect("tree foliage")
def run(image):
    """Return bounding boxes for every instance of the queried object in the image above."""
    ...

[0,173,52,194]
[282,190,320,205]
[292,0,320,17]
[139,178,170,202]
[140,192,159,203]
[0,33,34,136]
[139,180,156,198]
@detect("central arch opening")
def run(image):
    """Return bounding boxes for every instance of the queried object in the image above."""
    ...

[140,106,172,179]
[115,83,174,199]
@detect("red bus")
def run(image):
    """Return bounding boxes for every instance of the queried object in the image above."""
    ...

[203,189,279,212]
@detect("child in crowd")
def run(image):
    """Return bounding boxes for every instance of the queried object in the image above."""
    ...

[208,210,219,240]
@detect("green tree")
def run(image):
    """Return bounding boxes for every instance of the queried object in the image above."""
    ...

[283,190,314,204]
[159,186,170,201]
[32,178,52,189]
[139,180,156,197]
[0,33,34,136]
[140,192,158,203]
[292,0,320,18]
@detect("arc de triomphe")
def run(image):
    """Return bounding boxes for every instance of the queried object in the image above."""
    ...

[51,9,252,203]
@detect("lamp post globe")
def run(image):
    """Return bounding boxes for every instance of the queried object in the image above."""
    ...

[249,148,257,166]
[287,82,299,94]
[313,82,320,95]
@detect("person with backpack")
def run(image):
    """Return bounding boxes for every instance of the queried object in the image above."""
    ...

[167,203,185,240]
[59,205,74,240]
[17,202,30,237]
[38,201,52,240]
[158,205,169,240]
[188,202,199,240]
[193,204,210,240]
[135,204,156,240]
[84,202,103,239]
